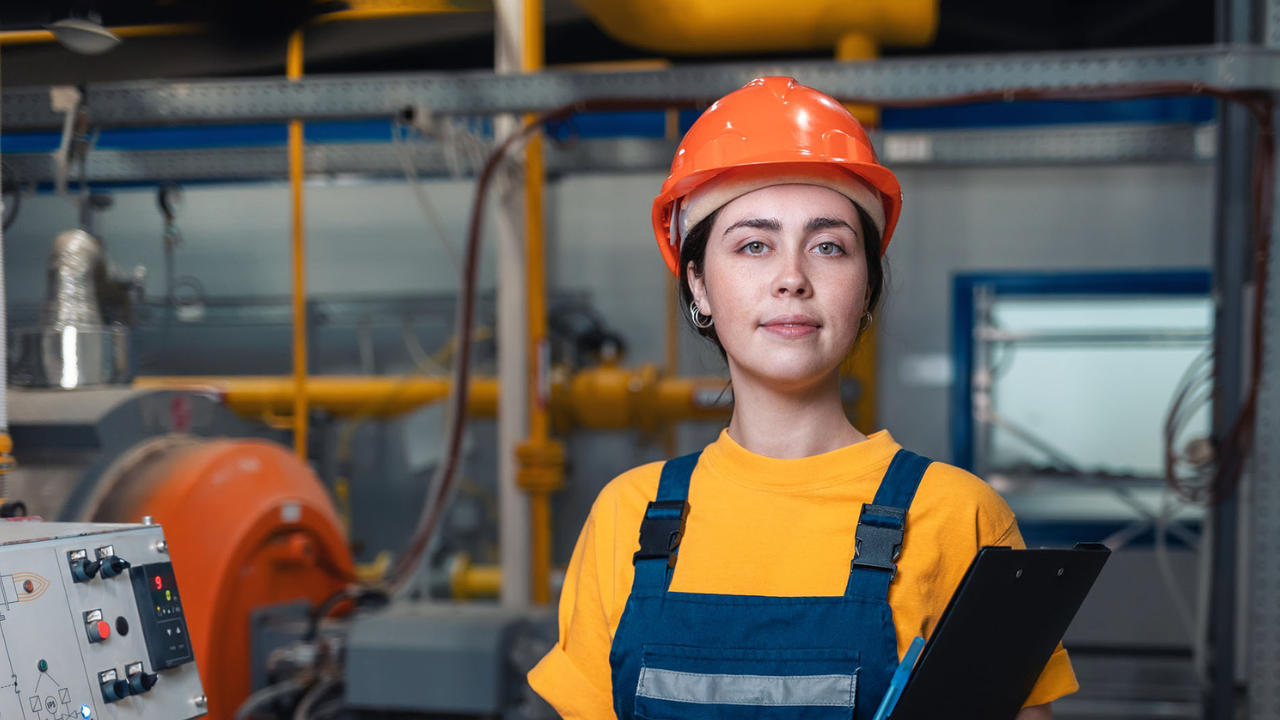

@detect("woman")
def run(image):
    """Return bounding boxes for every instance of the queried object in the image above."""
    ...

[528,77,1076,720]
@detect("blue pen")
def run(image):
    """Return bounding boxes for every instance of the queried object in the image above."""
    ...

[872,636,926,720]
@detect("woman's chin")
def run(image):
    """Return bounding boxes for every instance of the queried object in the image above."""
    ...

[734,358,842,392]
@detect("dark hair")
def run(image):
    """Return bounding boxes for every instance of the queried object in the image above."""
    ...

[677,201,887,360]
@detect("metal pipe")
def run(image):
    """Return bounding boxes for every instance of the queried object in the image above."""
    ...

[1205,2,1254,717]
[287,30,309,460]
[133,375,499,417]
[494,0,532,608]
[519,0,560,607]
[0,24,205,46]
[313,0,489,23]
[836,33,879,127]
[0,66,9,489]
[132,369,731,426]
[976,328,1213,345]
[570,0,936,55]
[662,272,680,456]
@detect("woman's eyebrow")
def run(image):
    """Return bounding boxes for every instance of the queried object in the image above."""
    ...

[722,217,782,234]
[805,217,858,235]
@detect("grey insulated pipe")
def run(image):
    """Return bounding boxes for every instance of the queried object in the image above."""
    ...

[40,229,105,329]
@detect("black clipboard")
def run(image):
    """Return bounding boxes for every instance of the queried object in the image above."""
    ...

[889,542,1111,720]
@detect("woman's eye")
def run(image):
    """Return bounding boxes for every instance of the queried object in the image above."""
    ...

[743,241,766,255]
[815,242,843,256]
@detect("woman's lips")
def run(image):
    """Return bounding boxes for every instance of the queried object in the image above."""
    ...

[760,316,819,339]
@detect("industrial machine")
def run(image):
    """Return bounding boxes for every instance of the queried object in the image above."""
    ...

[3,389,353,720]
[3,222,354,720]
[0,521,205,720]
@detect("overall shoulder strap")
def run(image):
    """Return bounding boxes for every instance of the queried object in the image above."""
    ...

[631,452,699,595]
[846,449,933,600]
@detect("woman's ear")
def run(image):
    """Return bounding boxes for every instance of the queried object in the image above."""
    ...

[687,263,712,317]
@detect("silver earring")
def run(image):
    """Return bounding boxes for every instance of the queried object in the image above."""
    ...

[690,301,714,329]
[860,312,873,330]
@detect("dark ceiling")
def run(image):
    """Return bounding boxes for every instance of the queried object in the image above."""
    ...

[0,0,1217,87]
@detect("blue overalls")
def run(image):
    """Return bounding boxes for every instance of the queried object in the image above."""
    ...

[609,448,932,720]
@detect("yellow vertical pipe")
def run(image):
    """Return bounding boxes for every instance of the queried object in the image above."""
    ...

[836,33,879,127]
[662,273,680,456]
[522,0,554,606]
[287,30,309,459]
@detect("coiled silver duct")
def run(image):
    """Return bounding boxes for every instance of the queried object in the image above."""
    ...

[10,229,129,389]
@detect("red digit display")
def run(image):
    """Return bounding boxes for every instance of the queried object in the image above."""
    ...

[154,576,163,591]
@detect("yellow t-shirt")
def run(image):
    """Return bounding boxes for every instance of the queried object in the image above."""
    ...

[528,429,1079,718]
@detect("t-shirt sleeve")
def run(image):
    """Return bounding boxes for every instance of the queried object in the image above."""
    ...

[527,496,617,719]
[991,519,1081,707]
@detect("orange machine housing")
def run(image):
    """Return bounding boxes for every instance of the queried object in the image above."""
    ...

[85,437,353,720]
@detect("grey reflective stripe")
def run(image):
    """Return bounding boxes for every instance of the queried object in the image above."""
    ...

[636,667,856,707]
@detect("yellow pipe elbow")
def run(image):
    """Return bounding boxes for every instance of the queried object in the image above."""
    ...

[571,0,936,55]
[450,554,504,600]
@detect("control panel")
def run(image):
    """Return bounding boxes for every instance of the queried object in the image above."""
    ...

[0,522,205,720]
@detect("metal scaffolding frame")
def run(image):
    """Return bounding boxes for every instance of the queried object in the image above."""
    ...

[1,38,1278,720]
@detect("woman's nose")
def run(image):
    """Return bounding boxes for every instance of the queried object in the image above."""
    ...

[773,256,809,297]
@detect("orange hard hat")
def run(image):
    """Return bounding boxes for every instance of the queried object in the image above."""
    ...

[651,77,903,275]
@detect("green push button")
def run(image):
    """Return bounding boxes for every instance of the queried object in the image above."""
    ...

[37,660,47,673]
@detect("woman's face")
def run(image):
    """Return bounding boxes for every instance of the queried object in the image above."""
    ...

[689,184,870,392]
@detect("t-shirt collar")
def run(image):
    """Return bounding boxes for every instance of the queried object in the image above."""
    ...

[700,427,901,493]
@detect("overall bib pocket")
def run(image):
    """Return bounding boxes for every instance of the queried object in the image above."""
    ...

[635,644,860,720]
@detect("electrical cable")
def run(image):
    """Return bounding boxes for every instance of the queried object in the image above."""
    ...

[2,180,21,231]
[292,679,342,720]
[1164,346,1217,502]
[1153,487,1196,644]
[232,679,305,720]
[303,585,388,643]
[392,122,462,276]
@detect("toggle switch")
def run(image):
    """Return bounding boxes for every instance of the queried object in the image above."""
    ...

[71,559,102,583]
[101,679,130,704]
[99,556,130,579]
[127,672,158,695]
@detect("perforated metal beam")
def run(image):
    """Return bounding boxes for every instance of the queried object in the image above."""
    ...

[2,46,1279,130]
[1248,87,1280,720]
[0,124,1217,185]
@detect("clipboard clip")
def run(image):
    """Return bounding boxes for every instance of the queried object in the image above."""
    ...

[852,503,907,581]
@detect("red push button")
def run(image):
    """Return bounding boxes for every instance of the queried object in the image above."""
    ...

[87,620,110,643]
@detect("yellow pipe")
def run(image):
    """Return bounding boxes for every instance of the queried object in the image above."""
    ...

[841,327,878,432]
[571,0,937,55]
[288,30,308,460]
[0,23,206,47]
[134,368,731,426]
[662,273,680,456]
[518,0,561,607]
[836,33,880,127]
[313,0,489,23]
[134,375,499,418]
[450,554,504,600]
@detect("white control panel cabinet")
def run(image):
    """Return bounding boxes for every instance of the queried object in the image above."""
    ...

[0,523,205,720]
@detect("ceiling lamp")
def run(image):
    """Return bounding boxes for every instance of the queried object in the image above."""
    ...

[48,17,122,55]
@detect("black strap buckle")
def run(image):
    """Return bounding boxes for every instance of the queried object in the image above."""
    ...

[633,500,689,568]
[852,503,906,581]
